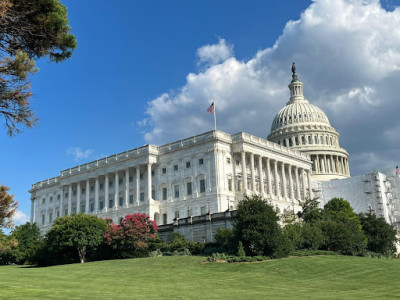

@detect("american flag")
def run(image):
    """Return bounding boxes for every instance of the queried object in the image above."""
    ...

[207,102,214,114]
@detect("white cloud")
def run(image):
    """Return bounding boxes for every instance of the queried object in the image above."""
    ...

[12,209,29,226]
[140,0,400,176]
[196,38,234,66]
[66,147,94,161]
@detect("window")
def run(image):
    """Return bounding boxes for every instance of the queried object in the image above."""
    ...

[41,214,45,225]
[187,182,192,195]
[163,214,167,225]
[109,199,114,208]
[238,180,242,192]
[65,192,69,198]
[140,192,144,202]
[73,190,77,196]
[227,157,231,164]
[119,197,123,206]
[175,211,179,219]
[64,209,68,216]
[81,188,85,194]
[201,206,207,215]
[187,208,192,217]
[295,137,299,146]
[302,136,306,145]
[140,173,144,180]
[50,196,53,202]
[100,184,103,190]
[289,138,293,147]
[99,201,104,210]
[308,136,312,144]
[174,185,180,198]
[200,179,206,193]
[199,158,204,165]
[151,170,155,176]
[162,168,167,174]
[162,187,167,200]
[152,189,156,200]
[90,203,95,212]
[129,195,134,204]
[57,194,60,200]
[228,178,233,192]
[129,176,133,182]
[48,213,52,223]
[236,160,240,166]
[314,136,318,144]
[90,186,94,192]
[42,198,45,204]
[186,161,191,168]
[119,179,123,185]
[81,205,85,213]
[56,211,60,218]
[109,181,113,187]
[174,165,178,171]
[320,136,324,144]
[283,140,287,147]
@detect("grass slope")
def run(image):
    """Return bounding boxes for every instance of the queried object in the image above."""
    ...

[0,255,399,299]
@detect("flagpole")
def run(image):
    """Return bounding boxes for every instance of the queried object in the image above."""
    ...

[213,98,217,131]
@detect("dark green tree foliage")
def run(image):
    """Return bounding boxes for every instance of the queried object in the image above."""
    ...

[10,222,40,264]
[214,228,234,253]
[359,213,397,254]
[45,214,107,263]
[297,198,322,223]
[232,195,292,258]
[0,0,76,135]
[319,198,366,255]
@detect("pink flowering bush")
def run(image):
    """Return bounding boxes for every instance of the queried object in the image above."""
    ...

[104,213,158,258]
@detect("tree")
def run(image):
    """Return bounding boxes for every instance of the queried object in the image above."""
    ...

[232,195,292,258]
[297,197,322,223]
[10,222,41,264]
[0,185,17,228]
[0,0,77,135]
[359,213,398,254]
[104,213,158,258]
[0,229,17,264]
[45,214,107,263]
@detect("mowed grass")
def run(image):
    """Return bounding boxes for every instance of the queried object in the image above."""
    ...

[1,255,400,299]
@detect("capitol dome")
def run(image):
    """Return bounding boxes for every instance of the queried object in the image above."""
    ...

[267,63,350,181]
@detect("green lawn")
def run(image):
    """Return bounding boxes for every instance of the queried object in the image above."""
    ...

[0,255,399,299]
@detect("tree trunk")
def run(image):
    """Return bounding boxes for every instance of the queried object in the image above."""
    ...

[78,248,85,263]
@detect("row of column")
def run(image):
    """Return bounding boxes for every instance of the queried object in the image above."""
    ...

[311,154,349,176]
[31,163,153,223]
[240,151,312,201]
[278,134,339,148]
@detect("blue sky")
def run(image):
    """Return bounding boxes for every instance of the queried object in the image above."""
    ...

[2,0,400,226]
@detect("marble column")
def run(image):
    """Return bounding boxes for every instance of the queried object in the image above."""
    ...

[67,185,72,215]
[267,158,272,196]
[302,169,307,200]
[250,153,255,191]
[258,156,264,195]
[114,172,119,209]
[295,167,301,200]
[105,174,109,211]
[241,151,247,191]
[315,155,320,173]
[60,186,64,216]
[30,198,35,224]
[136,166,140,205]
[147,163,152,203]
[95,177,99,213]
[288,165,294,199]
[274,160,279,197]
[307,170,312,199]
[125,169,129,207]
[85,180,90,213]
[76,182,81,213]
[281,163,287,199]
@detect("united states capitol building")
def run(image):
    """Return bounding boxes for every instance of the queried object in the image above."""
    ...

[29,64,400,239]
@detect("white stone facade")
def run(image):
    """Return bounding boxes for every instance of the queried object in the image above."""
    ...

[30,130,312,234]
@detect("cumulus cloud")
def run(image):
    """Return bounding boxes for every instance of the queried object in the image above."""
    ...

[196,38,234,66]
[66,147,94,162]
[12,209,29,226]
[140,0,400,176]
